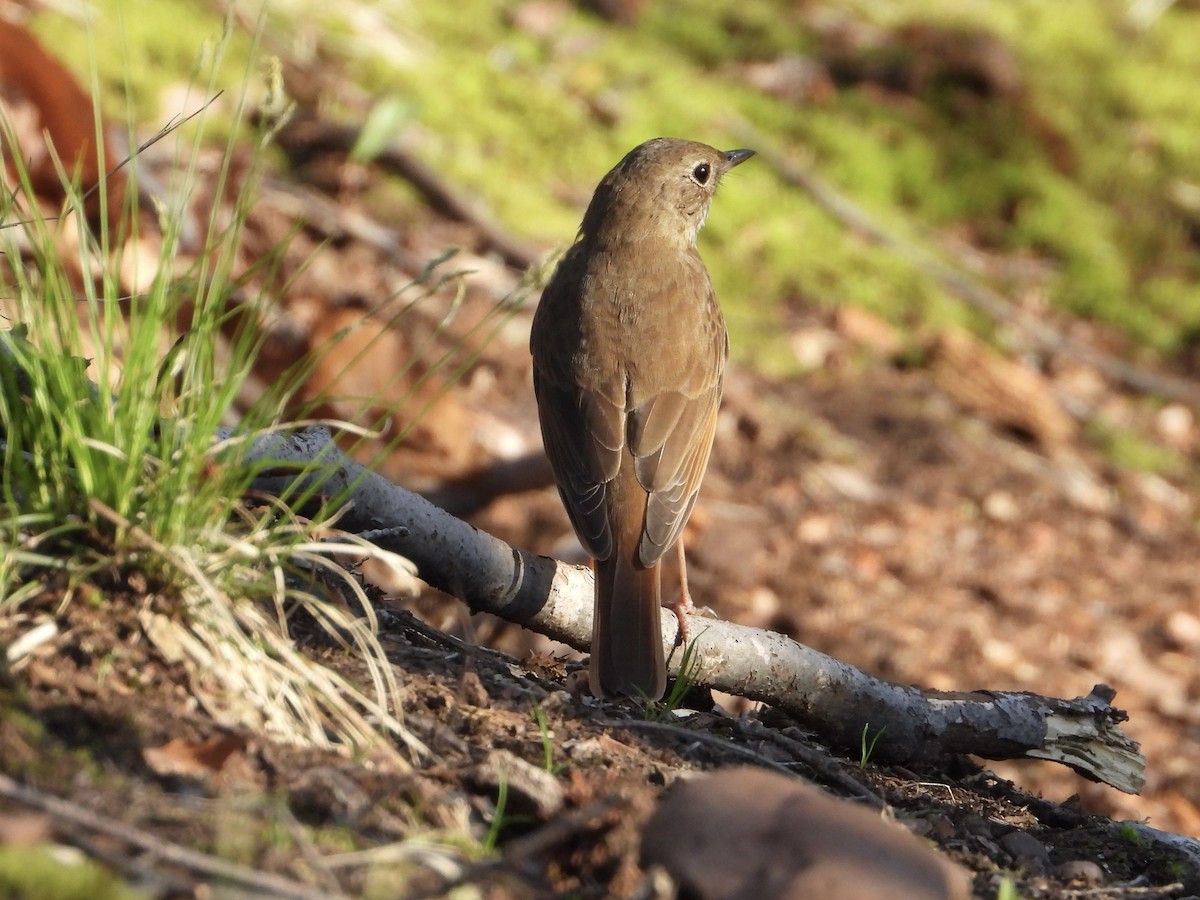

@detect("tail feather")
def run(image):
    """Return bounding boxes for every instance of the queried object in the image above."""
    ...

[590,552,665,700]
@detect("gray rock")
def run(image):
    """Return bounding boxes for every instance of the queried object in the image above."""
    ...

[998,829,1051,873]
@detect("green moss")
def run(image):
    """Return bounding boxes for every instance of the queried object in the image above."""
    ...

[1115,820,1152,848]
[274,0,1200,369]
[640,0,814,65]
[1140,276,1200,354]
[1087,417,1185,477]
[0,845,142,900]
[31,1,251,122]
[29,0,1200,372]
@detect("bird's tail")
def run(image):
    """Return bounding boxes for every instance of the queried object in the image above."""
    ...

[590,549,665,700]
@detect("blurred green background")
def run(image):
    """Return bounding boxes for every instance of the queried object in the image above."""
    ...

[40,0,1200,375]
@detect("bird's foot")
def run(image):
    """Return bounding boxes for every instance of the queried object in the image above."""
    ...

[669,591,695,648]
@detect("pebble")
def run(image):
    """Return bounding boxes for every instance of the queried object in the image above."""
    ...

[1165,611,1200,649]
[982,490,1019,522]
[1052,859,1104,884]
[1156,403,1194,447]
[998,830,1051,873]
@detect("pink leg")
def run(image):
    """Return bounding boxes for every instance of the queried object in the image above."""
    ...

[669,538,694,647]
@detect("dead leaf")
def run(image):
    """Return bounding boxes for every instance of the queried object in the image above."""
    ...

[143,734,248,781]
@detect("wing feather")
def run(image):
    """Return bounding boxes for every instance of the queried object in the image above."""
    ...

[631,380,721,566]
[533,370,623,560]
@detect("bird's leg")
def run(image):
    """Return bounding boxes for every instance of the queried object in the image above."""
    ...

[669,538,694,647]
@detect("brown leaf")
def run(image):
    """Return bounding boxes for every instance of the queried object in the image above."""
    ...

[0,18,127,232]
[143,734,248,781]
[930,329,1076,451]
[524,651,569,681]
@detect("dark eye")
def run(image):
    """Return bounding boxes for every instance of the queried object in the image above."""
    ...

[692,162,711,184]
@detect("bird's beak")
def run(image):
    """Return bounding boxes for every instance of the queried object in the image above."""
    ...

[723,148,755,169]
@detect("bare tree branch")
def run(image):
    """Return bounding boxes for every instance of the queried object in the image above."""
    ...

[242,425,1146,794]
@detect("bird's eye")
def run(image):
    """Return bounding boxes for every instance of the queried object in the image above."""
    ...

[692,163,711,184]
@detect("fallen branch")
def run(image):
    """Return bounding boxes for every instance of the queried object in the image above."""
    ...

[273,113,542,271]
[243,425,1146,794]
[420,451,554,517]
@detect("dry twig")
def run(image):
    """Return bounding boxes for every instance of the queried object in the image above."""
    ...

[274,113,542,270]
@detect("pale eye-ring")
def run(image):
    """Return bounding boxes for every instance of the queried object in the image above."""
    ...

[692,162,711,184]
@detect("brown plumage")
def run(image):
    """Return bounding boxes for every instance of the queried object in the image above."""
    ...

[530,138,753,699]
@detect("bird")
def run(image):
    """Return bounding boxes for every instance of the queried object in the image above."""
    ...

[530,137,753,700]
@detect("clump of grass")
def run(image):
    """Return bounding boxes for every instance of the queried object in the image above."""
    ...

[650,634,705,717]
[481,774,509,854]
[0,38,424,762]
[531,705,559,774]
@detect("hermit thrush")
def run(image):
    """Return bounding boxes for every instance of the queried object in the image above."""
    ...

[530,137,753,699]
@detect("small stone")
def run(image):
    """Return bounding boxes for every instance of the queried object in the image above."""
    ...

[470,749,563,820]
[1165,611,1200,649]
[999,830,1051,873]
[1052,859,1104,884]
[1155,403,1193,447]
[790,325,839,371]
[796,514,835,545]
[743,586,781,628]
[982,490,1019,522]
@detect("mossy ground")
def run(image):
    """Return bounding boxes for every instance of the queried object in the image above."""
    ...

[43,0,1200,367]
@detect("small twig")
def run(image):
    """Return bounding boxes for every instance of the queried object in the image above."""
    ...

[916,782,957,805]
[257,176,423,271]
[595,716,807,781]
[321,839,467,878]
[732,717,884,807]
[1061,884,1183,898]
[274,113,542,270]
[0,772,340,900]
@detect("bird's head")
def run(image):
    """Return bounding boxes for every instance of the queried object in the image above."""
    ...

[580,138,754,248]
